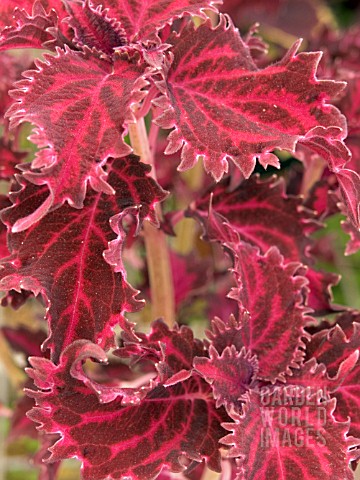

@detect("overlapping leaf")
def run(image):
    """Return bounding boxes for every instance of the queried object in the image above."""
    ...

[342,218,360,255]
[117,319,205,387]
[0,195,11,259]
[221,390,357,480]
[169,251,211,307]
[0,156,167,361]
[194,345,258,409]
[0,0,35,29]
[192,175,316,261]
[306,317,360,439]
[0,52,28,120]
[0,138,27,180]
[0,1,62,51]
[27,340,228,479]
[63,0,127,54]
[6,48,148,223]
[189,175,339,314]
[90,0,222,42]
[155,15,348,182]
[227,241,311,381]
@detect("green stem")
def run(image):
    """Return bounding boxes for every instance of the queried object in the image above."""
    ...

[128,118,176,326]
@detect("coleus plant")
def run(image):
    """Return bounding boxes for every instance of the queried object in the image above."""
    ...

[0,0,360,479]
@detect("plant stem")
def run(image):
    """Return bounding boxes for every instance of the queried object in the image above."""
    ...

[128,118,176,326]
[200,467,222,480]
[300,155,326,196]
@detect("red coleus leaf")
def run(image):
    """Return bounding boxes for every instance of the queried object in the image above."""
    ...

[189,174,339,314]
[194,345,258,410]
[170,251,211,307]
[206,314,244,358]
[304,177,340,220]
[27,340,228,479]
[63,0,127,54]
[155,16,348,182]
[6,48,148,222]
[0,0,34,29]
[0,138,27,180]
[306,314,360,377]
[304,269,339,316]
[289,352,360,442]
[117,319,206,387]
[221,389,358,480]
[2,326,46,358]
[0,156,166,361]
[306,318,360,439]
[8,381,38,441]
[191,175,317,262]
[342,217,360,255]
[90,0,221,43]
[0,1,62,52]
[227,241,311,382]
[0,52,29,120]
[336,168,360,229]
[0,195,11,259]
[330,354,360,441]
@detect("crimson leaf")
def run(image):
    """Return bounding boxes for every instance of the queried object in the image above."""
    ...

[191,175,317,262]
[90,0,222,42]
[0,0,34,29]
[0,156,166,361]
[227,240,311,382]
[63,0,127,54]
[221,389,357,480]
[155,16,348,181]
[27,340,228,479]
[0,138,27,181]
[189,174,339,314]
[307,319,360,439]
[194,345,258,409]
[0,1,61,51]
[117,319,206,387]
[6,48,147,223]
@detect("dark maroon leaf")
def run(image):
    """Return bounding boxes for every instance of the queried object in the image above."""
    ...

[27,340,228,479]
[0,1,61,51]
[0,289,33,309]
[2,326,46,358]
[0,194,11,259]
[305,268,340,316]
[194,345,258,409]
[336,168,360,229]
[156,16,348,181]
[117,319,206,386]
[228,240,311,382]
[306,316,360,377]
[305,319,360,439]
[304,177,340,220]
[0,52,29,120]
[91,0,221,42]
[8,379,38,442]
[221,389,358,480]
[0,156,166,361]
[342,218,360,255]
[206,314,245,358]
[63,0,127,54]
[189,174,339,314]
[0,0,34,29]
[191,175,317,263]
[0,138,27,180]
[170,251,211,307]
[6,48,148,223]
